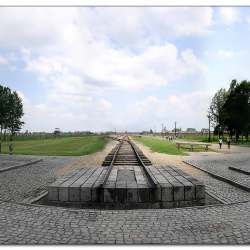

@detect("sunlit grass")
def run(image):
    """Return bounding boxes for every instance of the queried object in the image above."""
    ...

[132,136,187,156]
[1,136,108,156]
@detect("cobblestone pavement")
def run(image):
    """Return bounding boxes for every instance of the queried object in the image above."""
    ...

[167,162,250,204]
[209,143,250,154]
[0,156,78,202]
[133,140,250,204]
[0,143,250,244]
[0,140,116,203]
[0,155,40,170]
[184,153,250,190]
[0,200,250,244]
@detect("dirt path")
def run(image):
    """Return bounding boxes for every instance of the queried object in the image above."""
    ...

[55,137,250,177]
[209,143,250,154]
[56,139,119,176]
[132,139,190,168]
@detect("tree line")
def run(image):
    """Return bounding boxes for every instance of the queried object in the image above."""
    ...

[209,79,250,142]
[0,84,24,152]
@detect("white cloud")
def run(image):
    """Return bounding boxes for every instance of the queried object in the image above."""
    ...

[99,99,112,110]
[0,55,8,65]
[219,7,240,25]
[0,7,212,131]
[24,42,206,91]
[133,92,211,131]
[0,8,208,91]
[21,91,114,132]
[20,90,212,132]
[246,16,250,24]
[0,7,213,50]
[217,49,236,59]
[25,56,67,76]
[83,7,213,48]
[0,8,84,50]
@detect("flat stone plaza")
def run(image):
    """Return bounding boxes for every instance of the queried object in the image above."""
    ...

[0,144,250,244]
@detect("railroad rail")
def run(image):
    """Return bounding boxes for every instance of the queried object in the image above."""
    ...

[100,136,157,189]
[47,135,206,208]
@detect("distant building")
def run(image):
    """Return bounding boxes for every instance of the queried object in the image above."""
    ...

[186,128,197,133]
[54,128,61,136]
[23,130,30,136]
[201,128,209,134]
[171,128,181,133]
[170,128,181,134]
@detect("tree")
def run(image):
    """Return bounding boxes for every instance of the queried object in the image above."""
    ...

[0,85,12,152]
[209,79,250,142]
[208,87,228,133]
[221,80,250,142]
[0,84,24,152]
[6,91,24,141]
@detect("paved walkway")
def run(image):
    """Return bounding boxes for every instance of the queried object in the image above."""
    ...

[185,154,250,191]
[0,140,250,244]
[209,143,250,154]
[0,200,249,244]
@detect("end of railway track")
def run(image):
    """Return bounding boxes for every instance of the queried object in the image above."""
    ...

[46,136,206,209]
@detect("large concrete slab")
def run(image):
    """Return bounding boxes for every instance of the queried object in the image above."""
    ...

[47,165,205,208]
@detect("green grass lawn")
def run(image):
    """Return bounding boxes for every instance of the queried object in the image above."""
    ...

[133,136,215,155]
[0,136,108,156]
[132,136,187,156]
[179,135,250,146]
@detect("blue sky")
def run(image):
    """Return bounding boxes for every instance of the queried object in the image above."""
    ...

[0,7,250,132]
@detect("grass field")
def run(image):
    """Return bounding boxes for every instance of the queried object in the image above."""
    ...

[5,132,95,141]
[133,136,187,156]
[179,135,250,146]
[133,136,216,155]
[0,136,108,156]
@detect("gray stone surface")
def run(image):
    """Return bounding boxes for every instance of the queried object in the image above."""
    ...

[179,155,250,204]
[0,156,78,202]
[0,200,250,244]
[184,153,250,190]
[0,153,250,244]
[0,155,42,172]
[229,165,250,175]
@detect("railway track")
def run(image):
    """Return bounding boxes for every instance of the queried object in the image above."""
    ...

[47,135,206,209]
[102,137,152,166]
[101,136,157,189]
